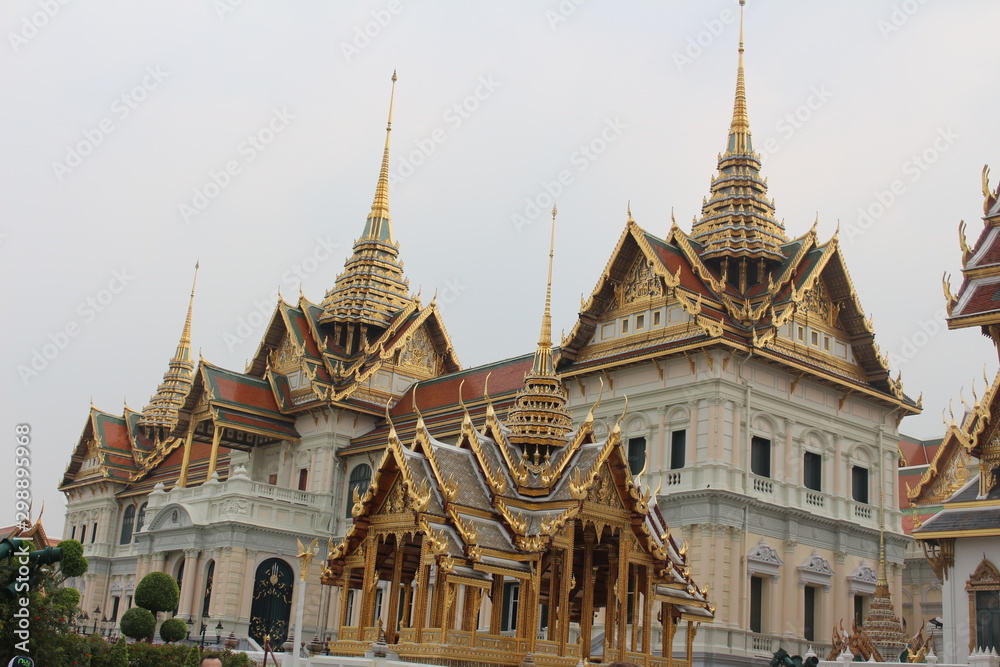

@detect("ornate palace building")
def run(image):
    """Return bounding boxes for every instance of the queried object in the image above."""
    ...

[60,5,918,666]
[908,171,1000,661]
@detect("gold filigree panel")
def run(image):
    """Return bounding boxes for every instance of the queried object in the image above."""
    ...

[614,258,664,309]
[398,327,440,375]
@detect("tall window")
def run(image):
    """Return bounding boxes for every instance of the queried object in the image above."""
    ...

[298,468,308,492]
[750,576,764,633]
[751,437,771,478]
[70,525,76,540]
[91,523,97,543]
[79,525,86,544]
[804,586,817,641]
[976,590,999,650]
[119,506,135,544]
[852,466,869,504]
[803,452,822,492]
[136,502,147,534]
[627,437,646,475]
[501,582,520,632]
[854,595,868,627]
[346,464,372,518]
[110,596,120,622]
[670,430,686,470]
[203,560,215,617]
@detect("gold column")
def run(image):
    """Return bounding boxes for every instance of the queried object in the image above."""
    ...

[385,544,404,642]
[338,567,353,630]
[489,574,503,635]
[414,537,431,643]
[580,532,595,659]
[607,551,618,657]
[558,532,575,655]
[177,423,196,488]
[630,566,639,654]
[359,537,378,630]
[547,552,559,641]
[685,620,697,664]
[205,424,223,481]
[617,537,631,662]
[402,580,413,628]
[642,566,654,656]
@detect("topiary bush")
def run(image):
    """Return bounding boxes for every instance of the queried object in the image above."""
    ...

[58,539,88,578]
[160,616,188,643]
[183,645,202,667]
[120,606,157,641]
[135,571,180,615]
[128,641,191,667]
[108,637,129,667]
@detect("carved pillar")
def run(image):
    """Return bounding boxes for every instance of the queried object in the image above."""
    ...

[606,550,618,657]
[547,552,560,641]
[581,531,595,659]
[385,544,404,642]
[177,423,196,488]
[205,425,223,481]
[630,565,639,653]
[359,536,379,630]
[177,548,201,619]
[489,574,503,635]
[617,540,630,661]
[642,565,654,655]
[558,529,575,655]
[338,567,353,630]
[413,540,431,643]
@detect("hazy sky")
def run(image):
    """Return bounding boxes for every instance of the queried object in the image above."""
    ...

[4,1,1000,537]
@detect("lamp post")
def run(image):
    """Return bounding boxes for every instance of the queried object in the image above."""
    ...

[92,606,101,635]
[101,615,108,637]
[215,621,223,646]
[79,611,88,635]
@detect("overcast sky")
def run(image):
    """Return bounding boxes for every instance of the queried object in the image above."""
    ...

[3,0,999,537]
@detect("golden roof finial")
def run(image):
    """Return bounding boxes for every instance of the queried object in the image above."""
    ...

[138,262,199,431]
[627,200,635,224]
[365,70,397,242]
[729,0,751,155]
[533,204,558,374]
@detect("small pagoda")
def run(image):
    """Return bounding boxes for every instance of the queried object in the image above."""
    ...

[320,209,713,666]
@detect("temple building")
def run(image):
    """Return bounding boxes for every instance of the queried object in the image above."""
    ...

[59,4,919,666]
[908,171,1000,661]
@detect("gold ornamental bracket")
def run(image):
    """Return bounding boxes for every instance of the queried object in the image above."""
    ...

[296,538,319,582]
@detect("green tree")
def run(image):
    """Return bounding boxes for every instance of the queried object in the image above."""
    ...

[183,645,202,667]
[108,637,130,667]
[120,607,157,641]
[0,538,89,666]
[160,616,188,642]
[134,571,180,615]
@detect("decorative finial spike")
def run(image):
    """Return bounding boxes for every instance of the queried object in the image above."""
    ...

[627,200,635,224]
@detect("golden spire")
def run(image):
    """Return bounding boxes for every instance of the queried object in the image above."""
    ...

[139,263,199,432]
[862,485,908,660]
[506,205,573,450]
[728,0,751,155]
[690,0,786,265]
[364,70,396,242]
[320,71,413,330]
[533,205,557,376]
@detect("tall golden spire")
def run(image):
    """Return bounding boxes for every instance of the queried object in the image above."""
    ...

[364,70,396,242]
[139,263,199,432]
[728,0,751,154]
[690,0,786,267]
[320,72,413,331]
[861,486,908,661]
[533,204,557,376]
[507,206,573,450]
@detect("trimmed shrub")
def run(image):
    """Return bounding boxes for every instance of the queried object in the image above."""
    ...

[58,539,89,577]
[135,571,180,614]
[120,607,157,641]
[160,616,189,643]
[108,637,129,667]
[183,645,202,667]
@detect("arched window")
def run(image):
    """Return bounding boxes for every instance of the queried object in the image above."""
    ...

[136,502,147,534]
[202,560,215,617]
[120,506,135,544]
[346,464,372,518]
